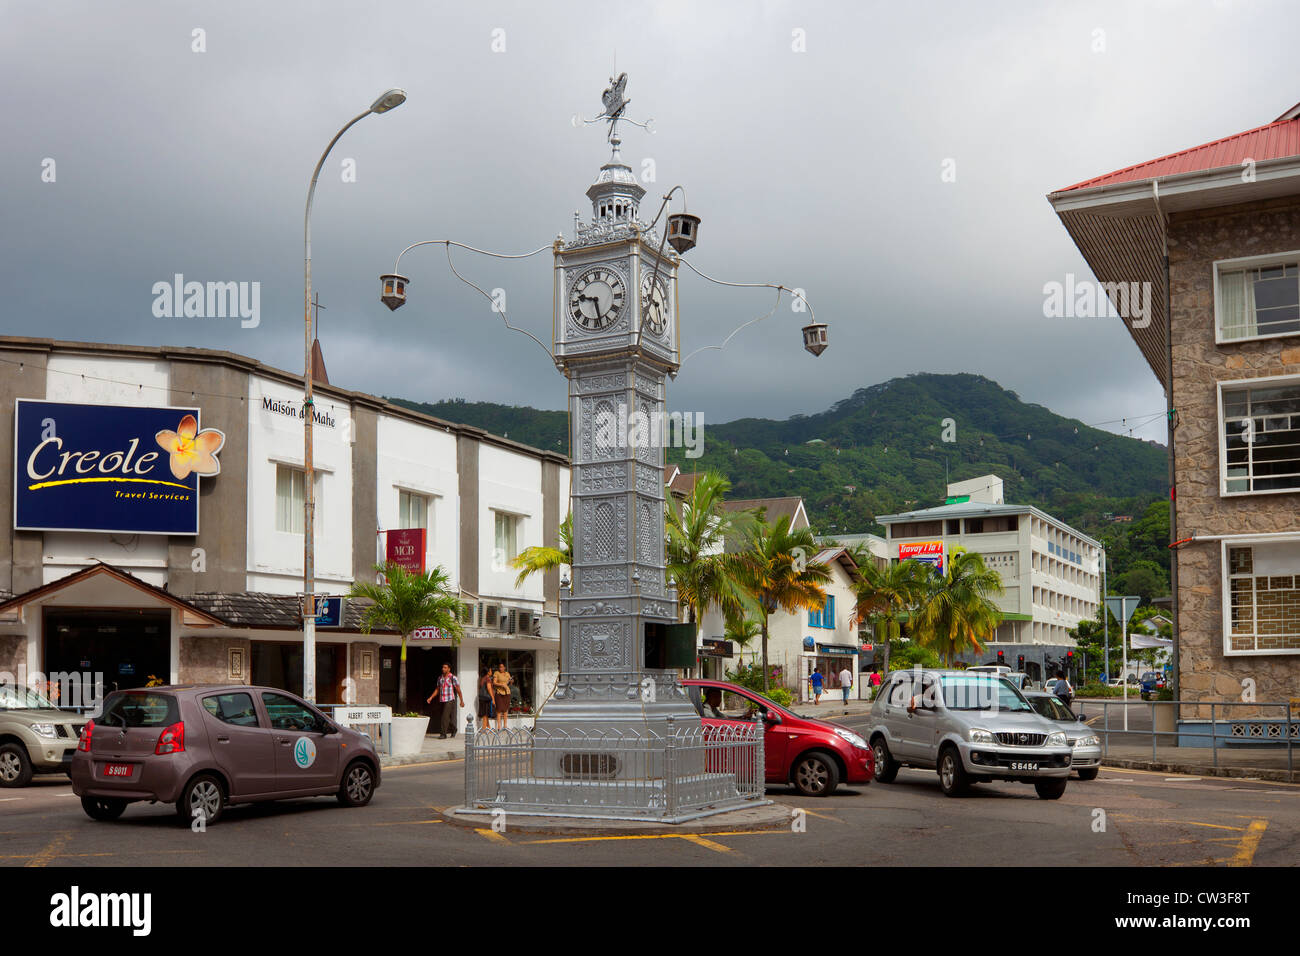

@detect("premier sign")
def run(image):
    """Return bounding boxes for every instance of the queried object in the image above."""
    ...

[14,400,224,535]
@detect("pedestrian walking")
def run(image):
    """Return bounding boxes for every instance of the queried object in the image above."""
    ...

[426,662,465,739]
[808,668,824,705]
[869,669,882,700]
[476,666,495,731]
[838,665,853,704]
[1053,670,1074,711]
[492,661,513,730]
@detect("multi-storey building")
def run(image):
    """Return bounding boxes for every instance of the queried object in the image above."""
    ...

[0,336,567,716]
[877,475,1103,683]
[1050,101,1300,703]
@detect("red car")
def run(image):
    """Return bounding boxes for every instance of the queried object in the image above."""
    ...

[683,679,873,797]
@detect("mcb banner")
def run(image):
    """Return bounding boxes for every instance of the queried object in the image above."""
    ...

[14,400,225,535]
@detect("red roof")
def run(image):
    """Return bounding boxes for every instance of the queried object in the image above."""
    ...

[1055,111,1300,193]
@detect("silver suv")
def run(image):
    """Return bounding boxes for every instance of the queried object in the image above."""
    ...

[866,669,1072,799]
[0,684,87,787]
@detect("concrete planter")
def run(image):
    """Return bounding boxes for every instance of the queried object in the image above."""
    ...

[390,716,430,756]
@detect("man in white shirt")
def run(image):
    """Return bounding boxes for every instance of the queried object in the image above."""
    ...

[838,666,853,704]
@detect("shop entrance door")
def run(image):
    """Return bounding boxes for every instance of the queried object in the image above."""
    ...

[43,609,171,698]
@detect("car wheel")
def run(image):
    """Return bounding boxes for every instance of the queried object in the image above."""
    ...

[0,743,32,788]
[792,751,839,797]
[1076,767,1099,782]
[337,760,376,808]
[1035,778,1068,800]
[871,737,899,783]
[177,774,224,826]
[937,746,969,797]
[81,796,126,821]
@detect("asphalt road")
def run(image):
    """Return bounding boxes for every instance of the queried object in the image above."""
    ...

[2,743,1296,867]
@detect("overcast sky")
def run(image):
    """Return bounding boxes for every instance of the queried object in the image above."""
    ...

[3,0,1294,446]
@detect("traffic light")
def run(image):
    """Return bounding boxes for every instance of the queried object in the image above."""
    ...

[1017,654,1025,669]
[996,650,1005,665]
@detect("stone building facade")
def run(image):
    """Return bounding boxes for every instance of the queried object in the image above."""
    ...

[1051,104,1300,707]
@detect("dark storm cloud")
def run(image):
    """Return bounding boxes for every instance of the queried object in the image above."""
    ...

[2,0,1292,446]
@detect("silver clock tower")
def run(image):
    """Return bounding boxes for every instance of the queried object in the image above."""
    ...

[472,77,761,821]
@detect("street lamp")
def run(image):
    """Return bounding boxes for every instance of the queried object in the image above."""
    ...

[302,88,406,703]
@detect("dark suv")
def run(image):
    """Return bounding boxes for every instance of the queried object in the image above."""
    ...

[71,685,380,824]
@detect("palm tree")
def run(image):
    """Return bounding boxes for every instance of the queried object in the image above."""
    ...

[731,513,830,692]
[909,548,1004,667]
[665,471,753,632]
[348,563,464,713]
[847,556,932,676]
[723,612,762,658]
[511,513,572,588]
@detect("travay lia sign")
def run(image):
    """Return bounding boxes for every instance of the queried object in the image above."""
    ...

[14,400,225,535]
[899,540,945,574]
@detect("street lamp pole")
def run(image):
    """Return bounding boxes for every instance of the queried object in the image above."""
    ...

[302,88,406,703]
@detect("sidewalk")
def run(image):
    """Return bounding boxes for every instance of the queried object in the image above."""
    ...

[1098,743,1298,783]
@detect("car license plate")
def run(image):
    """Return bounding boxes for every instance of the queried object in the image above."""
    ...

[1010,761,1039,771]
[104,764,132,777]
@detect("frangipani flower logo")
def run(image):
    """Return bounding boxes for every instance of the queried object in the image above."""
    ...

[155,414,225,480]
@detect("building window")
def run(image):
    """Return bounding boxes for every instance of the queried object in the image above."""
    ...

[1221,378,1300,494]
[275,465,320,534]
[1216,254,1300,341]
[808,595,836,629]
[1225,542,1300,654]
[399,490,430,531]
[494,511,520,568]
[892,520,943,538]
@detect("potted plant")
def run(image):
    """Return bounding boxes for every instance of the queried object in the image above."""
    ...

[349,562,464,756]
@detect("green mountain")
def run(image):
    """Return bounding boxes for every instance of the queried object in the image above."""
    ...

[389,373,1170,582]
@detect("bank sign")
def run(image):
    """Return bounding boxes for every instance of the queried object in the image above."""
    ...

[14,400,225,535]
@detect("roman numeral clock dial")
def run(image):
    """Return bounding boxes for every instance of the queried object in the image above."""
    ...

[568,266,625,331]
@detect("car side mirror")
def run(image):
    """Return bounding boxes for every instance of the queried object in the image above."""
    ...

[321,720,339,735]
[1076,712,1086,721]
[763,711,781,726]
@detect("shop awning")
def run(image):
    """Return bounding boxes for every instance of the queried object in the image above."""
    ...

[0,562,226,627]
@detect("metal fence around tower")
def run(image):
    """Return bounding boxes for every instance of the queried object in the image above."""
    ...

[463,716,766,821]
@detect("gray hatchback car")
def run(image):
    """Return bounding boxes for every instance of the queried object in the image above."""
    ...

[867,669,1073,799]
[71,685,380,824]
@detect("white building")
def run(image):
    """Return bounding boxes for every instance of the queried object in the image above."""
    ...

[0,337,568,723]
[876,475,1104,682]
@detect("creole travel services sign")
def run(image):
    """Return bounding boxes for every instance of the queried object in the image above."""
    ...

[14,400,225,535]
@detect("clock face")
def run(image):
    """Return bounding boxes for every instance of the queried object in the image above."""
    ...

[568,266,626,332]
[640,271,669,337]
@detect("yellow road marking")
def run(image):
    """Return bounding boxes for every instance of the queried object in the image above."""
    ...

[679,834,732,854]
[25,831,69,868]
[518,829,785,848]
[475,828,509,843]
[386,759,465,770]
[1227,819,1267,867]
[799,809,840,823]
[368,819,444,827]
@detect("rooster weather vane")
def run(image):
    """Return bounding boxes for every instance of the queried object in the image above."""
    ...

[584,72,653,143]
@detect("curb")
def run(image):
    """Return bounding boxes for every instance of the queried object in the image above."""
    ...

[381,749,464,768]
[438,801,789,836]
[1102,757,1297,784]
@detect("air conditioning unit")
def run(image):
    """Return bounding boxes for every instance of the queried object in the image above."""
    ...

[483,604,500,629]
[503,609,517,633]
[514,610,533,635]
